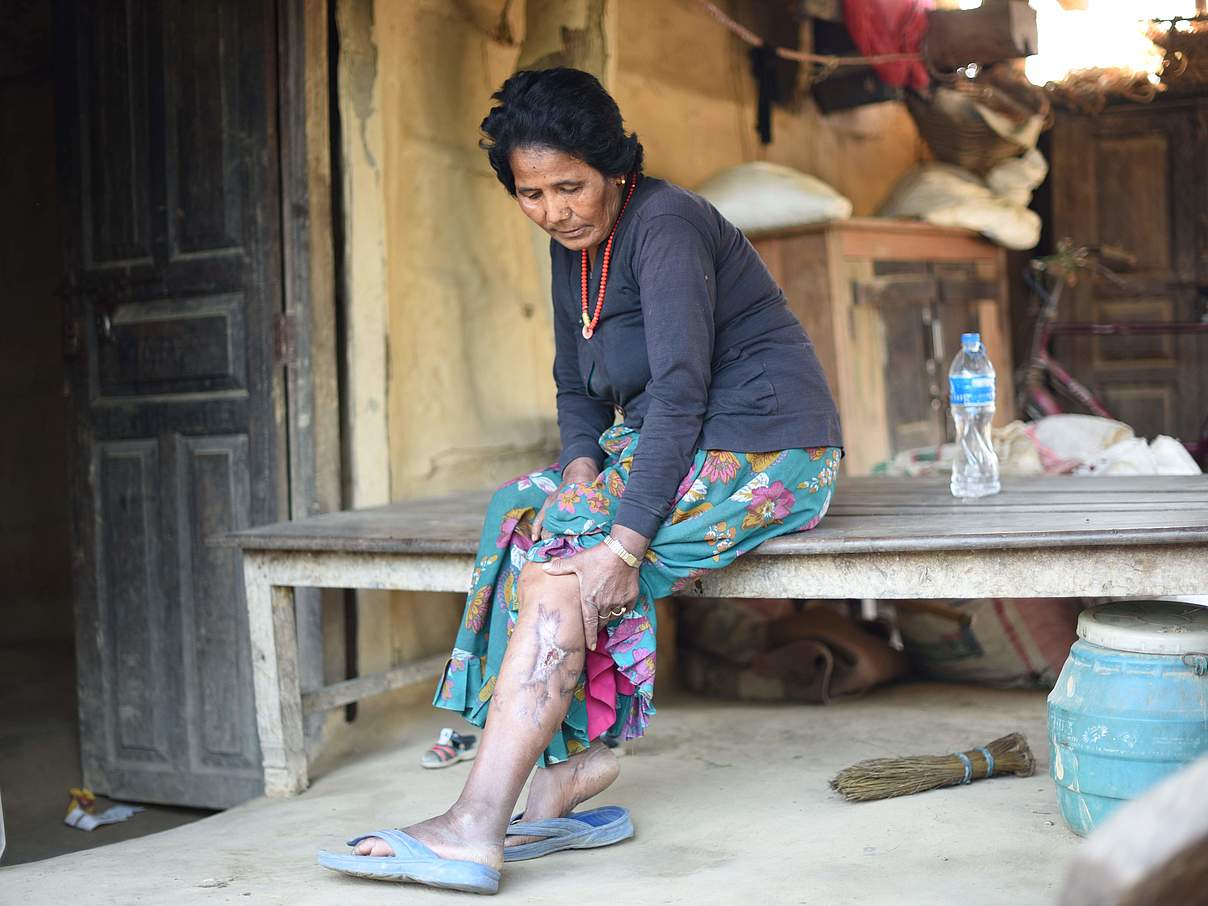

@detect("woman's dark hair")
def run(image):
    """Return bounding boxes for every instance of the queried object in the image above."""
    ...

[480,68,644,196]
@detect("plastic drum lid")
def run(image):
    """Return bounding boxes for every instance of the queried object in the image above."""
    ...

[1078,601,1208,656]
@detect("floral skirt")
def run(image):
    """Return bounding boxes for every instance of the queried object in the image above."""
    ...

[433,424,841,766]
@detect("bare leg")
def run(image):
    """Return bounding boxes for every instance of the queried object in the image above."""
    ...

[353,563,593,869]
[507,739,619,845]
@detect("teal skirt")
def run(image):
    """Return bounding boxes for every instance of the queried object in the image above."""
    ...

[434,424,841,765]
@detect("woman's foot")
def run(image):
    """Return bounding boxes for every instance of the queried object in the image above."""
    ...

[347,742,619,864]
[507,742,620,846]
[352,807,504,871]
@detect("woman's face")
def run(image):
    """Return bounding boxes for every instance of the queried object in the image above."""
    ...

[510,146,621,254]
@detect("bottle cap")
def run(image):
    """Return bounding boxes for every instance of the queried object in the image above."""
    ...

[961,332,981,349]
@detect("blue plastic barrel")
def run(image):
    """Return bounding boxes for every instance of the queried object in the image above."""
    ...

[1047,600,1208,836]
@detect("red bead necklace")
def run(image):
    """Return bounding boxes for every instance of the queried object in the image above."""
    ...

[580,173,638,340]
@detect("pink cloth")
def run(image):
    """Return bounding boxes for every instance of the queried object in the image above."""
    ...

[585,630,636,740]
[842,0,933,91]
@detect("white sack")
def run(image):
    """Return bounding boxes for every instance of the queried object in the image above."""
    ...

[878,414,1202,477]
[1029,414,1134,462]
[878,160,1043,250]
[994,414,1202,477]
[1078,434,1202,476]
[695,162,852,236]
[985,149,1048,207]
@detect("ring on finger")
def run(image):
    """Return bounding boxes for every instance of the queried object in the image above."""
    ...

[608,606,627,618]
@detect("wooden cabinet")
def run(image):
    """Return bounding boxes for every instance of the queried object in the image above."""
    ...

[1048,101,1208,444]
[753,219,1014,475]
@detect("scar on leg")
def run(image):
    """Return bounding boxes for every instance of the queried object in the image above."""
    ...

[527,603,568,684]
[512,601,584,727]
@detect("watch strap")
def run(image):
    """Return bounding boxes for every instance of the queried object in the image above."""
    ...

[603,534,640,568]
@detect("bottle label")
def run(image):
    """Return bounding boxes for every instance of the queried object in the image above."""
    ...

[949,375,995,405]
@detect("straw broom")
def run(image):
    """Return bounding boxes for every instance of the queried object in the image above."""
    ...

[829,732,1035,802]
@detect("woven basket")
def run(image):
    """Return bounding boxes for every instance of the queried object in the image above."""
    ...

[908,67,1051,176]
[1155,22,1208,91]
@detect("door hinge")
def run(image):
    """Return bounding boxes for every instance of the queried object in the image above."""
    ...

[274,311,298,366]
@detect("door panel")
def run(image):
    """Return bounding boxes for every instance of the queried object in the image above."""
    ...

[878,297,939,452]
[859,266,1002,458]
[1101,385,1177,443]
[1050,105,1207,447]
[60,0,282,807]
[1092,298,1176,368]
[1095,134,1171,274]
[175,434,256,769]
[94,294,248,398]
[165,0,246,259]
[96,439,169,763]
[81,2,153,270]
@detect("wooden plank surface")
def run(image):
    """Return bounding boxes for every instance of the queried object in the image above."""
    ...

[227,476,1208,556]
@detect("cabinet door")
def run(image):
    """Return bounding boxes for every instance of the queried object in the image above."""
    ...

[859,260,1008,462]
[933,260,1015,427]
[857,266,946,456]
[1050,104,1208,443]
[884,296,945,451]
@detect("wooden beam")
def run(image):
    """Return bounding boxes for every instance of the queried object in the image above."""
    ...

[926,2,1038,72]
[277,0,344,748]
[301,653,449,713]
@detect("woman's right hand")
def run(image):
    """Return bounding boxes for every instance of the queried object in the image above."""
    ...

[531,456,600,541]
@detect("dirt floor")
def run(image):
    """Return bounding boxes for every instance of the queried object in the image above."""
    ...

[0,681,1080,904]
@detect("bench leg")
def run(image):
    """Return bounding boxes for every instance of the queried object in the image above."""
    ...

[243,553,308,796]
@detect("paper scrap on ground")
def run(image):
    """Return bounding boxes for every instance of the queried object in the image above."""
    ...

[64,787,144,832]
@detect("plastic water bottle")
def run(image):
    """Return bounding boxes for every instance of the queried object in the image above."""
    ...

[949,332,1000,498]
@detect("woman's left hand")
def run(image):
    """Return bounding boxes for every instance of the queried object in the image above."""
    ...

[542,538,642,650]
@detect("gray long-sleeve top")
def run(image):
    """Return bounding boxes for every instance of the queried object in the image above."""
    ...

[551,176,843,538]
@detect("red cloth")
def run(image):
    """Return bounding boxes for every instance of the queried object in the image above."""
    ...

[585,630,636,741]
[841,0,933,91]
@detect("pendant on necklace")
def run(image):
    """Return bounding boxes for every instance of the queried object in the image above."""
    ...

[582,325,594,340]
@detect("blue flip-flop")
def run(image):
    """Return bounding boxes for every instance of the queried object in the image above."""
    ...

[317,828,500,894]
[503,805,634,862]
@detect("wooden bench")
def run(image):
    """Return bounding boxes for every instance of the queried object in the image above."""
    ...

[229,475,1208,797]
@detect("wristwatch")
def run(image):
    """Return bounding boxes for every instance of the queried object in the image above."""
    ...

[603,534,640,568]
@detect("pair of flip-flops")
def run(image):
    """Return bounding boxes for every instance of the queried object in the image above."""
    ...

[317,805,633,895]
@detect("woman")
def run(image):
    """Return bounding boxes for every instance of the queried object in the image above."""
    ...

[319,67,843,895]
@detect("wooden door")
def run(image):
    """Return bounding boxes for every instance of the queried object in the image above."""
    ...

[57,0,284,807]
[1050,103,1208,443]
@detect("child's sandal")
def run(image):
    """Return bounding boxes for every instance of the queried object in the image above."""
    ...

[420,728,477,769]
